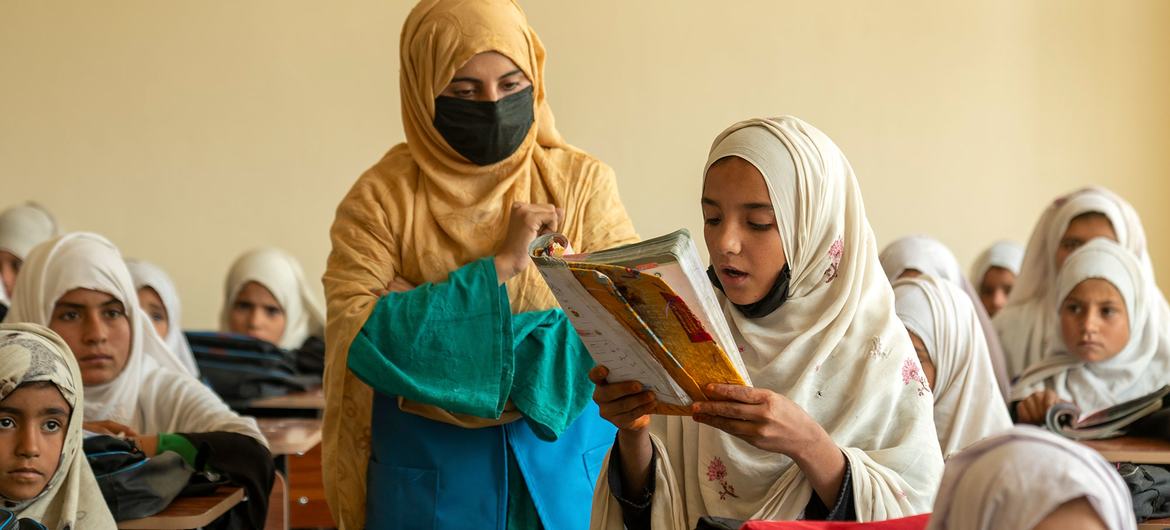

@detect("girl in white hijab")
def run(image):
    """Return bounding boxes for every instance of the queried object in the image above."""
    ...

[1010,238,1170,422]
[590,117,943,529]
[879,235,1011,400]
[0,204,59,308]
[892,275,1012,458]
[5,232,261,440]
[125,259,198,377]
[994,186,1157,380]
[220,247,325,351]
[0,323,116,530]
[927,425,1135,530]
[969,241,1024,318]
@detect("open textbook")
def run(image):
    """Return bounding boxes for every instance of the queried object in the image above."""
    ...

[1046,385,1170,440]
[529,229,750,415]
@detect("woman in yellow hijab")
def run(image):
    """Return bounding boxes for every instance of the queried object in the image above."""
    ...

[322,0,638,528]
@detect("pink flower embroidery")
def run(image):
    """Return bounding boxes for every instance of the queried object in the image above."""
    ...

[705,457,739,500]
[823,237,845,283]
[902,357,929,397]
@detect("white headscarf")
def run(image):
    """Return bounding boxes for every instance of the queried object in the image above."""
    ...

[125,259,198,377]
[592,117,943,528]
[927,425,1135,530]
[0,203,59,305]
[0,323,116,530]
[994,186,1155,380]
[220,248,325,350]
[879,236,1010,399]
[1010,238,1170,413]
[3,233,236,436]
[969,240,1024,285]
[893,275,1011,458]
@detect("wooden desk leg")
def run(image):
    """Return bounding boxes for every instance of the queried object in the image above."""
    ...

[266,472,289,530]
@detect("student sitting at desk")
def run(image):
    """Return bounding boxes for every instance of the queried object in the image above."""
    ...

[221,247,325,375]
[126,259,198,377]
[5,232,273,530]
[1012,238,1170,425]
[0,204,59,322]
[969,240,1024,318]
[0,323,117,530]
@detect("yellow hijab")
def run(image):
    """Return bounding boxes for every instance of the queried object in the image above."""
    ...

[321,1,637,527]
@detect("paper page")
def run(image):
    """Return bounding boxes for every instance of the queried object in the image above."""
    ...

[534,265,692,407]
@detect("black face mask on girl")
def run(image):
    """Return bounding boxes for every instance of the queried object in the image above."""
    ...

[432,85,535,166]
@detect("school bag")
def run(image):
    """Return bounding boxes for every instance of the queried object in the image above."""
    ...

[185,331,314,409]
[83,435,194,521]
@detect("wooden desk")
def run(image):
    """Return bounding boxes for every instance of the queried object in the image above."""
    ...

[118,487,244,529]
[1082,436,1170,464]
[258,417,323,456]
[248,388,325,411]
[1140,519,1170,530]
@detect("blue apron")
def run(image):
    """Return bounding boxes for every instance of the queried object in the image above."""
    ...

[365,392,615,530]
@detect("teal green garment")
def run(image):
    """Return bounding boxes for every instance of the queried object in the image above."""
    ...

[347,256,596,441]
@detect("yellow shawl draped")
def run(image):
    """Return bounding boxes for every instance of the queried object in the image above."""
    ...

[321,1,638,527]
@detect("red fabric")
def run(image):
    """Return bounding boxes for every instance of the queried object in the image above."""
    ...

[740,514,931,530]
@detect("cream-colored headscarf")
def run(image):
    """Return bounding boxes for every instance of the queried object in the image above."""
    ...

[0,323,116,530]
[969,240,1024,286]
[592,117,943,528]
[893,275,1011,458]
[0,203,59,305]
[1011,238,1170,413]
[927,425,1135,530]
[321,1,638,527]
[994,187,1155,380]
[125,259,199,376]
[879,236,1010,398]
[220,248,324,350]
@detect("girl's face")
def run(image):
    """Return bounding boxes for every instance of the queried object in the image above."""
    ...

[1056,213,1117,269]
[137,287,169,339]
[907,331,937,390]
[0,250,20,297]
[1060,278,1130,363]
[50,288,133,386]
[978,266,1016,317]
[0,382,70,501]
[228,282,286,346]
[701,156,787,306]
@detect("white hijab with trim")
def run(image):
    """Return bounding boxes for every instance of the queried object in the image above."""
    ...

[969,240,1024,285]
[0,323,116,530]
[927,425,1135,530]
[893,275,1011,458]
[993,186,1155,380]
[0,204,59,305]
[592,117,943,528]
[1010,238,1170,412]
[125,259,198,377]
[879,235,1010,400]
[219,247,325,350]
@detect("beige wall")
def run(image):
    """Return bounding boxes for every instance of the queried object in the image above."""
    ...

[2,1,1167,328]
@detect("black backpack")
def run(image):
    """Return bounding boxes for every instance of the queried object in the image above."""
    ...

[185,331,314,409]
[83,436,194,521]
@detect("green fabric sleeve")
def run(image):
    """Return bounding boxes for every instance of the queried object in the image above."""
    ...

[156,433,199,468]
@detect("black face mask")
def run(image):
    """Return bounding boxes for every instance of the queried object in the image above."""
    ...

[432,85,534,166]
[707,263,791,319]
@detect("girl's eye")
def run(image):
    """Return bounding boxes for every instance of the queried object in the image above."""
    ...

[56,311,79,322]
[502,81,520,91]
[265,307,282,318]
[151,313,165,322]
[0,418,14,429]
[704,217,722,227]
[453,89,475,98]
[43,420,62,433]
[1101,306,1117,317]
[103,309,125,319]
[1063,303,1081,315]
[748,222,774,232]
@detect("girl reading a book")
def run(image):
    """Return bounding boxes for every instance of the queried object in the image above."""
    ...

[892,275,1011,458]
[590,116,943,528]
[5,232,274,529]
[928,426,1135,530]
[320,0,639,528]
[220,247,326,374]
[969,240,1024,318]
[880,235,1010,397]
[994,187,1153,380]
[0,323,117,530]
[1011,238,1170,425]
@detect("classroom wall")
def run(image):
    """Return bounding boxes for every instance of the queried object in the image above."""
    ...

[2,0,1168,328]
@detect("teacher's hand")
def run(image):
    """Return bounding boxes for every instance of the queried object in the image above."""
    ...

[692,384,825,457]
[494,202,564,284]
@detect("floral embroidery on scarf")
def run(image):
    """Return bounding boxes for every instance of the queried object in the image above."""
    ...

[866,336,889,360]
[822,237,845,283]
[902,356,929,397]
[706,457,739,500]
